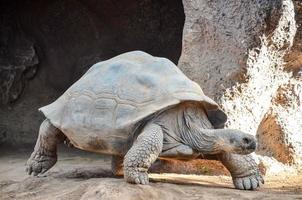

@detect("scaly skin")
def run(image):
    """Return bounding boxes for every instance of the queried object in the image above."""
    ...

[218,153,264,190]
[123,123,163,185]
[26,119,65,176]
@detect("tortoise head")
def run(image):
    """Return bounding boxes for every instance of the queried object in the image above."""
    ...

[183,123,257,155]
[212,129,257,154]
[182,106,256,155]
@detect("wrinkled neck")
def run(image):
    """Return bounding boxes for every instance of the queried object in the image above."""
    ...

[154,102,224,154]
[178,106,224,155]
[180,124,222,155]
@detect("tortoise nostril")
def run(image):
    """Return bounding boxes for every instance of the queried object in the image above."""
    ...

[248,141,256,150]
[243,137,250,144]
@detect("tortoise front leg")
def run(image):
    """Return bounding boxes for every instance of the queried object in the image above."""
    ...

[123,123,163,185]
[218,153,264,190]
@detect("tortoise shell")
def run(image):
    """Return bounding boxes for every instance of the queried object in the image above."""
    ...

[39,51,227,154]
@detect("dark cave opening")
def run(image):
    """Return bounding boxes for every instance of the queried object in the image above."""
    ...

[0,0,185,145]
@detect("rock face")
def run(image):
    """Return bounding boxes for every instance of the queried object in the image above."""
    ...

[178,0,301,174]
[178,0,283,98]
[0,1,39,105]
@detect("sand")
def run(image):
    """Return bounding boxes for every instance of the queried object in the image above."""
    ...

[0,147,301,200]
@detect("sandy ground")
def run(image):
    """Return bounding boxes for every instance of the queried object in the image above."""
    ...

[0,146,302,200]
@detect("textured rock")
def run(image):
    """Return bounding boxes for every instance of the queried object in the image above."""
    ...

[258,77,302,165]
[219,0,296,136]
[285,0,302,75]
[178,0,301,174]
[0,1,39,105]
[0,39,38,105]
[178,0,282,99]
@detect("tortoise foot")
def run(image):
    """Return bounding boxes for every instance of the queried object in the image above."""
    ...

[26,151,57,176]
[124,168,149,185]
[232,172,264,190]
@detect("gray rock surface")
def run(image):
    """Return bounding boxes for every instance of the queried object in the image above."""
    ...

[178,0,301,174]
[0,2,39,105]
[178,0,282,98]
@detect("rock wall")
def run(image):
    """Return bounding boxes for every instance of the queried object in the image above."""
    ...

[178,0,301,174]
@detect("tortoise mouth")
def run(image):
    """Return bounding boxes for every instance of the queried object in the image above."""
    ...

[227,133,257,155]
[232,142,257,155]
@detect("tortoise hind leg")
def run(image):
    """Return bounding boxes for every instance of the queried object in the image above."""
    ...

[111,155,124,176]
[26,119,65,176]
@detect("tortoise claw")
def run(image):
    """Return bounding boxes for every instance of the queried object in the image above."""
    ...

[233,172,264,190]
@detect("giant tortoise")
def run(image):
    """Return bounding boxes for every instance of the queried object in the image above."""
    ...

[26,51,263,190]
